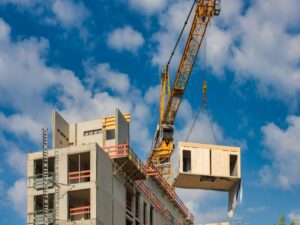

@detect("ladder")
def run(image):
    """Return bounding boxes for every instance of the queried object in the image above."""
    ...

[54,150,59,225]
[42,129,49,225]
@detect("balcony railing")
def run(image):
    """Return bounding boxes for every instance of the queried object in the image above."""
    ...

[29,173,55,190]
[68,170,90,184]
[28,209,54,225]
[70,205,90,221]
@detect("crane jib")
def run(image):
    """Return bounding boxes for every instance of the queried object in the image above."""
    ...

[163,1,214,125]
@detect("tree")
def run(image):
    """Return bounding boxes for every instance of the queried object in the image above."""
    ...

[274,214,298,225]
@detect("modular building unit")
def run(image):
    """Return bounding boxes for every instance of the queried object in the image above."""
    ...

[172,142,241,191]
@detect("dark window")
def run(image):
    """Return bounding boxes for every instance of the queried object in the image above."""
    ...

[106,129,115,140]
[230,155,238,176]
[126,218,133,225]
[135,192,140,217]
[83,129,102,136]
[183,150,191,172]
[143,202,147,224]
[126,189,133,212]
[150,205,154,225]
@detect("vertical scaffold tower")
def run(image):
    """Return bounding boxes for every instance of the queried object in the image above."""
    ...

[54,149,59,225]
[42,128,49,225]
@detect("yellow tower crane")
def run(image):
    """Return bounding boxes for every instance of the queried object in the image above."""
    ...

[147,0,221,181]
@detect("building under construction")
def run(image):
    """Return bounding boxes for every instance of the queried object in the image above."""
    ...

[27,1,242,224]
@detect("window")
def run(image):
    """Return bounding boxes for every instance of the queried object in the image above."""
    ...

[183,150,191,172]
[150,205,154,225]
[143,202,147,225]
[230,155,238,176]
[68,189,90,221]
[126,189,133,212]
[68,152,90,184]
[126,219,133,225]
[106,129,115,140]
[83,129,102,136]
[135,192,140,218]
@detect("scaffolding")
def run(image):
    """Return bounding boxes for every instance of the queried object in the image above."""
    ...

[54,150,59,225]
[42,128,49,225]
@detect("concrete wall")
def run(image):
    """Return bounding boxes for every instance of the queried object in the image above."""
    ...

[115,109,129,145]
[27,144,98,224]
[52,110,70,149]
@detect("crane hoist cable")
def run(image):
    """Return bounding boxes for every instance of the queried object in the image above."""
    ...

[151,0,197,149]
[166,0,197,68]
[185,81,218,144]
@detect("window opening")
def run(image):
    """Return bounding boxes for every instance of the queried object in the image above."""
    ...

[106,129,115,140]
[183,150,191,172]
[230,154,238,176]
[68,189,90,221]
[68,152,90,184]
[143,202,147,225]
[135,192,140,218]
[150,205,154,225]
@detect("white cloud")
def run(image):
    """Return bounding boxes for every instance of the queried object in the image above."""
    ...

[151,0,193,68]
[127,0,168,15]
[7,179,27,217]
[52,0,90,28]
[259,115,300,189]
[5,150,27,176]
[0,113,44,144]
[0,18,156,157]
[151,0,300,105]
[107,26,144,53]
[85,63,130,94]
[288,209,300,223]
[176,188,228,224]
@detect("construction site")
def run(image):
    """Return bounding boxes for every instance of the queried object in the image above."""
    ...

[27,1,242,225]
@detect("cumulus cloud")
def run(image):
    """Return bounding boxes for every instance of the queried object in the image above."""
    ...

[52,0,90,28]
[85,63,130,94]
[151,0,300,104]
[288,209,300,223]
[151,0,193,68]
[176,188,228,224]
[5,150,27,176]
[107,26,144,53]
[7,179,27,217]
[0,18,156,157]
[259,116,300,189]
[127,0,168,15]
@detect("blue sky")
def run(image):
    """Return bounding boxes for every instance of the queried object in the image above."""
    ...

[0,0,299,224]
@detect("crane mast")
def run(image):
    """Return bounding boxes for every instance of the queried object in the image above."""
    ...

[147,0,221,180]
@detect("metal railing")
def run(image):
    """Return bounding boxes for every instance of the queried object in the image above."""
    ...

[70,205,90,221]
[28,209,54,225]
[28,173,55,190]
[68,170,90,184]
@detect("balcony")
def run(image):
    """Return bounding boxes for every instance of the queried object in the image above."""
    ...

[68,189,90,221]
[32,173,55,190]
[28,194,54,225]
[29,209,54,225]
[30,157,55,190]
[68,152,90,184]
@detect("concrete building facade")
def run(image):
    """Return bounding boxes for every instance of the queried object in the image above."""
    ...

[27,109,194,225]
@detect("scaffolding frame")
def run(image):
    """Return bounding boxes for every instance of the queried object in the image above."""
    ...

[42,128,49,225]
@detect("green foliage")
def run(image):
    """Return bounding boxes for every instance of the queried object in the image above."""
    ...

[275,214,298,225]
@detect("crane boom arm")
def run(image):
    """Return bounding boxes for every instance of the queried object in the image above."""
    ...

[163,0,217,125]
[147,0,220,173]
